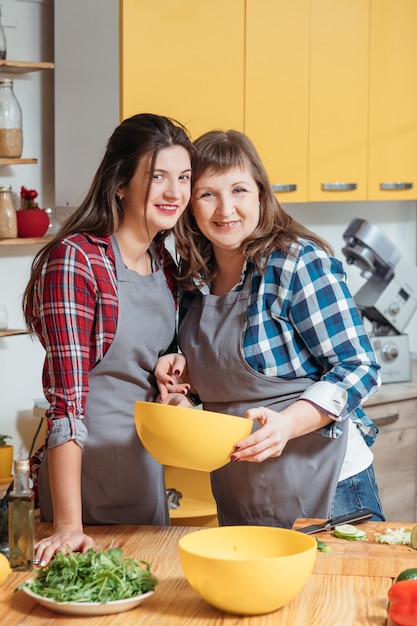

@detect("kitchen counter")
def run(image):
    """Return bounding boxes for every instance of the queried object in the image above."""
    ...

[364,359,417,407]
[0,520,409,625]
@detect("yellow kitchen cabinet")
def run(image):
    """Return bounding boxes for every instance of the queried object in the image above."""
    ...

[368,0,417,200]
[120,0,244,140]
[247,0,417,203]
[120,0,417,203]
[245,0,310,203]
[309,0,370,202]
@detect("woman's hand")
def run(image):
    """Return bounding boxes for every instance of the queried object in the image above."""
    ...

[230,407,295,463]
[158,392,192,407]
[34,526,95,566]
[230,401,333,463]
[154,353,189,402]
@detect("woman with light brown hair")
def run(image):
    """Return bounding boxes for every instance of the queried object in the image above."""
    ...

[157,128,384,528]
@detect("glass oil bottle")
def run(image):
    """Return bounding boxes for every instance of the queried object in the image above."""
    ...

[8,458,34,571]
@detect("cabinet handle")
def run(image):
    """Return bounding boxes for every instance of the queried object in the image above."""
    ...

[271,184,297,193]
[380,182,413,191]
[372,412,399,427]
[321,182,357,191]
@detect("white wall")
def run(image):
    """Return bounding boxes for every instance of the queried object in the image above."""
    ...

[54,0,119,208]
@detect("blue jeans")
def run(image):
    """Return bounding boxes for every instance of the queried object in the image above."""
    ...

[332,464,385,521]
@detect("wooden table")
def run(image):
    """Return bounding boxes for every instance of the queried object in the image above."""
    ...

[0,520,410,625]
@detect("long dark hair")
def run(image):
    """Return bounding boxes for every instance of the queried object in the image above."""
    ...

[174,129,333,289]
[23,113,194,329]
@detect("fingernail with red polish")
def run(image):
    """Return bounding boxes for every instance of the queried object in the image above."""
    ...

[230,454,239,462]
[234,444,241,451]
[174,369,181,376]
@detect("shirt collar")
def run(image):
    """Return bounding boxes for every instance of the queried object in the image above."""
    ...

[196,259,249,294]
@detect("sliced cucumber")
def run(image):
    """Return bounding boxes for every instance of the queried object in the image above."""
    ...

[396,567,417,582]
[334,524,368,541]
[411,525,417,550]
[316,539,332,552]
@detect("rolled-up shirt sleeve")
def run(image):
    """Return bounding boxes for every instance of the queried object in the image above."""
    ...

[288,248,381,421]
[46,405,89,449]
[243,241,381,445]
[300,380,347,418]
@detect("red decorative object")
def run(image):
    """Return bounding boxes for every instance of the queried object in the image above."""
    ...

[16,208,49,238]
[20,185,39,208]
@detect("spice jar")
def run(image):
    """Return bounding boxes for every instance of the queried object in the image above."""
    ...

[0,80,22,158]
[0,184,17,238]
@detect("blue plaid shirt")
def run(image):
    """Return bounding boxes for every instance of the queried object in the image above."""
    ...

[199,238,381,446]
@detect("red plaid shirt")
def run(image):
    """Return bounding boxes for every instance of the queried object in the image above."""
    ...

[29,233,177,491]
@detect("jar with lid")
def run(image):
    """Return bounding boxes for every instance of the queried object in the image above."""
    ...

[0,80,22,158]
[0,184,17,238]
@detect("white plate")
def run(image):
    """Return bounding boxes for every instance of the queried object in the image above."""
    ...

[22,585,155,616]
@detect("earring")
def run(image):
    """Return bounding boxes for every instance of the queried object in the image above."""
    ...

[117,194,123,200]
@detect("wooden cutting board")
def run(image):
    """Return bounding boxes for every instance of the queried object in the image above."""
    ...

[292,519,417,578]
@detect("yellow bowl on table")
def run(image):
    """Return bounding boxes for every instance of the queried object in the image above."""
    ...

[134,401,252,472]
[178,525,317,615]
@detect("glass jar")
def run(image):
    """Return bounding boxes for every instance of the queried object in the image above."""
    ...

[0,184,17,238]
[0,80,22,158]
[0,8,6,60]
[44,207,61,236]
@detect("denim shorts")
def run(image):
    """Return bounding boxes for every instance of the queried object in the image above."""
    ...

[332,464,385,521]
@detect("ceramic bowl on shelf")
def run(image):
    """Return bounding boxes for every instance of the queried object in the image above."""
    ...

[178,525,317,615]
[16,208,49,238]
[134,401,252,472]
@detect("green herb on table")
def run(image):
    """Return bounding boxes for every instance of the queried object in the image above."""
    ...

[16,546,158,603]
[316,539,332,552]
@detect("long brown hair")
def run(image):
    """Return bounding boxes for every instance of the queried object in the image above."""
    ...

[23,113,194,330]
[174,129,332,289]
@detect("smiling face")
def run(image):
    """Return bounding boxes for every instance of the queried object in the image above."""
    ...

[191,164,260,255]
[121,145,192,239]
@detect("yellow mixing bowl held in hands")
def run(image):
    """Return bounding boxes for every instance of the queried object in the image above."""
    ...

[134,401,252,472]
[178,526,317,615]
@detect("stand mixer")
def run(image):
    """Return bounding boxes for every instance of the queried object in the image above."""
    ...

[342,218,417,383]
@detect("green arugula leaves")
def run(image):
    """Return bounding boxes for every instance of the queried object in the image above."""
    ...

[18,546,158,603]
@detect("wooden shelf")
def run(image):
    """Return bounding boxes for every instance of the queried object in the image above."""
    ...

[0,158,37,165]
[0,60,54,74]
[0,237,50,245]
[0,61,53,164]
[0,329,29,337]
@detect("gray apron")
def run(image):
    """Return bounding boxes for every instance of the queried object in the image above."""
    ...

[178,266,348,528]
[39,236,173,525]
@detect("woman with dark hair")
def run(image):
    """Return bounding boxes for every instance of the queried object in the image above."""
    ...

[23,113,193,565]
[157,129,384,528]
